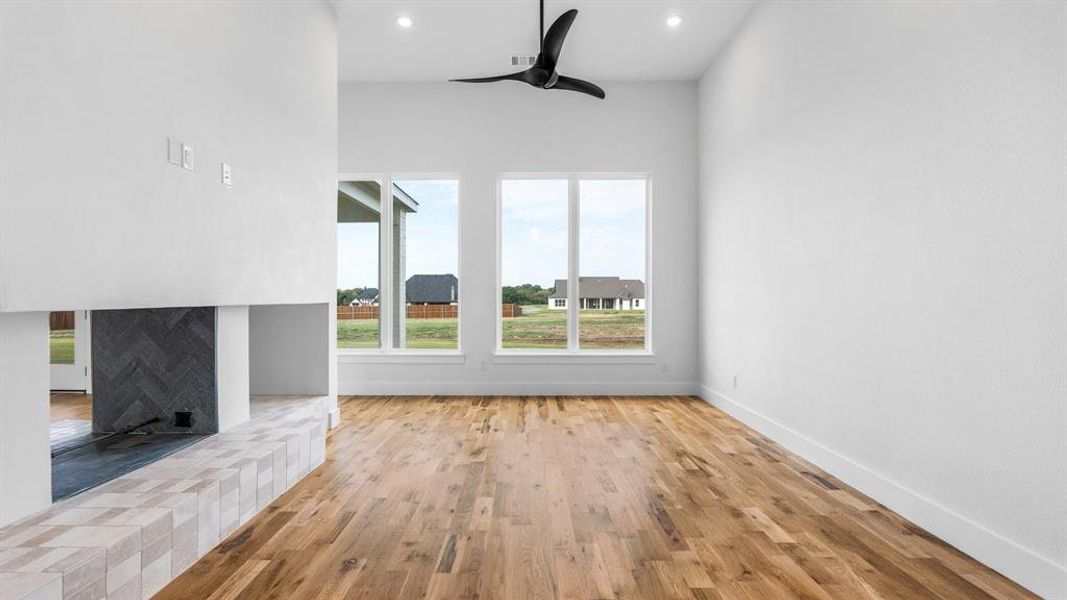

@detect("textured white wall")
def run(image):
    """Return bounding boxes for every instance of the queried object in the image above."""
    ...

[0,312,51,525]
[0,1,337,312]
[338,82,699,394]
[697,2,1066,596]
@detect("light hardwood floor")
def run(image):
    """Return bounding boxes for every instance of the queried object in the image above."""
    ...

[156,395,1035,599]
[50,392,91,421]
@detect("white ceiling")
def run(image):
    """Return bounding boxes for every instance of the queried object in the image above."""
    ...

[332,1,756,82]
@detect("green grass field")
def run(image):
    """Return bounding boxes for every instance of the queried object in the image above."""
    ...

[337,319,458,349]
[503,306,646,349]
[50,329,75,364]
[336,306,645,350]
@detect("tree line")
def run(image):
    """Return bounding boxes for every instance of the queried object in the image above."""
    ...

[339,284,553,306]
[336,288,366,306]
[501,284,552,306]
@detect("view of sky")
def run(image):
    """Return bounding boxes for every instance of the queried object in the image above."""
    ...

[337,180,459,290]
[502,179,646,287]
[338,178,646,290]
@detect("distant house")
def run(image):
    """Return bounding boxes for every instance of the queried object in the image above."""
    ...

[548,277,645,310]
[406,274,458,305]
[349,288,379,306]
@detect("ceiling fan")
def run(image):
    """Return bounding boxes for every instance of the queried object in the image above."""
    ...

[450,0,606,99]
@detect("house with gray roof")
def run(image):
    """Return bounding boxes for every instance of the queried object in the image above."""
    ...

[348,288,379,306]
[406,274,458,305]
[547,277,645,310]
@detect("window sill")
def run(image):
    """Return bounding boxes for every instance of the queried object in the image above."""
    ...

[338,351,465,364]
[493,351,655,364]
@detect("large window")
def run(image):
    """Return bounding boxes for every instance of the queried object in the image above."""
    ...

[499,175,649,353]
[579,180,647,349]
[500,180,569,349]
[337,179,382,349]
[338,176,460,352]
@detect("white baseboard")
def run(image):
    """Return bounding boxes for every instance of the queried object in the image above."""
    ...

[338,381,700,397]
[699,386,1065,600]
[327,407,341,429]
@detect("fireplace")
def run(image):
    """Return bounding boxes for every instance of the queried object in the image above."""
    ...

[91,307,219,434]
[51,307,218,501]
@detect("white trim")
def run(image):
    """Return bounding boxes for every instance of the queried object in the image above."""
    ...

[567,177,580,352]
[328,407,341,429]
[698,386,1065,600]
[643,176,653,354]
[338,351,464,364]
[380,175,394,349]
[495,176,504,352]
[498,171,652,180]
[493,351,654,364]
[339,381,697,396]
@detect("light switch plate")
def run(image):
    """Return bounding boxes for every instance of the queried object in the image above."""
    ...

[221,162,232,186]
[181,144,194,171]
[167,137,180,165]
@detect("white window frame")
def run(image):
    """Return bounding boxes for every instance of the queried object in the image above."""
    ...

[495,172,653,362]
[337,172,464,363]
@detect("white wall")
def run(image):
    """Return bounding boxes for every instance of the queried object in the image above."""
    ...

[338,83,698,394]
[697,2,1066,597]
[0,313,51,525]
[0,1,337,312]
[216,305,250,431]
[250,304,331,397]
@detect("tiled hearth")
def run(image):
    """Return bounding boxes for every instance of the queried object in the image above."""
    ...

[0,396,328,600]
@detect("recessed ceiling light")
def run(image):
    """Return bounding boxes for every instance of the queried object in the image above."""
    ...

[396,15,413,28]
[666,15,683,28]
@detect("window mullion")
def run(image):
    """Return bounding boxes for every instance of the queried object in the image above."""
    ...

[567,176,580,352]
[380,176,393,352]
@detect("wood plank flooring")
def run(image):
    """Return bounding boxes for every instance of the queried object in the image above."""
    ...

[155,396,1036,599]
[50,392,91,422]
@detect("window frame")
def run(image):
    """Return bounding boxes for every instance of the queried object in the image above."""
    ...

[337,172,463,361]
[495,172,653,359]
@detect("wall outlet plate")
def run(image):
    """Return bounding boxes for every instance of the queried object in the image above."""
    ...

[181,144,194,171]
[167,137,181,165]
[221,162,232,186]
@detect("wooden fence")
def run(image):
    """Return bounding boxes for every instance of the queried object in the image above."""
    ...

[338,304,522,320]
[50,311,76,330]
[337,306,380,320]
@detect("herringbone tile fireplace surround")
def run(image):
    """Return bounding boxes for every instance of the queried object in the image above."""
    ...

[91,307,218,435]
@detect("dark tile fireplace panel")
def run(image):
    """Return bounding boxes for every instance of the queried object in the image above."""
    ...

[91,307,218,434]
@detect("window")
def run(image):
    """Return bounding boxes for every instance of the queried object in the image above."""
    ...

[579,179,647,350]
[500,179,568,349]
[338,176,460,352]
[49,311,76,364]
[499,175,649,353]
[337,179,382,349]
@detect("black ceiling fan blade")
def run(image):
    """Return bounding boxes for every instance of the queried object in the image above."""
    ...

[450,70,533,85]
[541,9,578,70]
[549,75,606,99]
